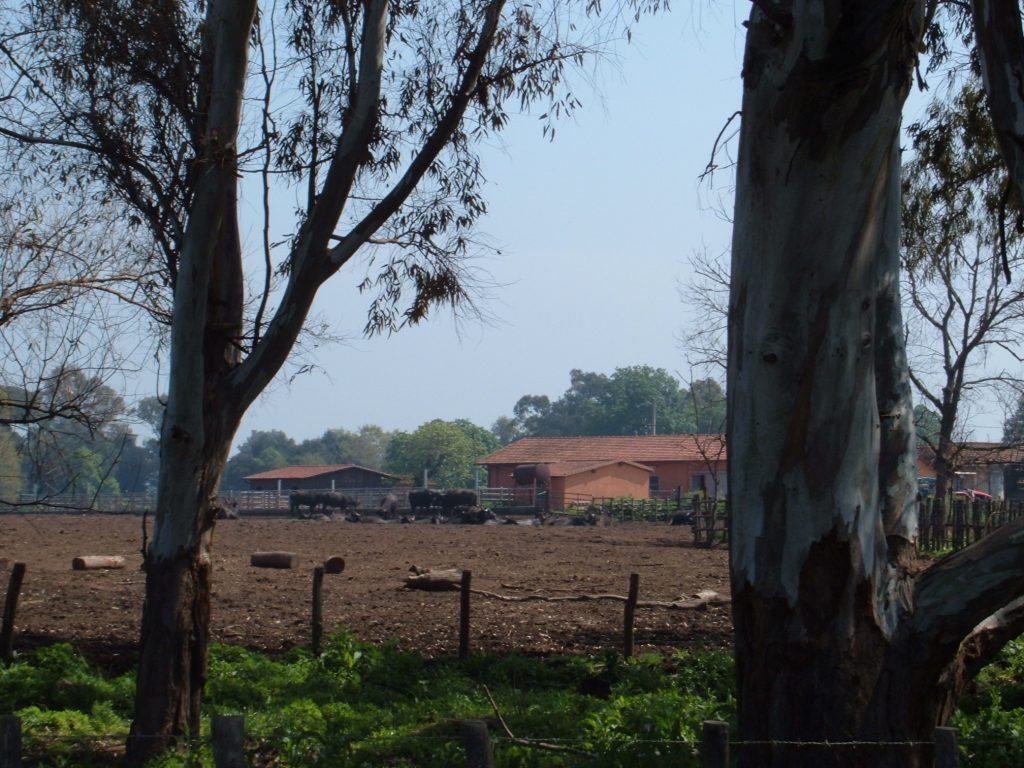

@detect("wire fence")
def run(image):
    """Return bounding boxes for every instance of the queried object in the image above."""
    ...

[0,714,986,767]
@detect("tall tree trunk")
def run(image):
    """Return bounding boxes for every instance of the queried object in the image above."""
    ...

[126,2,256,765]
[730,4,1024,766]
[728,4,926,766]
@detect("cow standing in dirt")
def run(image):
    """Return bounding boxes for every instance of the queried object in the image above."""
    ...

[289,491,319,517]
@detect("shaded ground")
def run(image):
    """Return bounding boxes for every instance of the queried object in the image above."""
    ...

[1,514,731,668]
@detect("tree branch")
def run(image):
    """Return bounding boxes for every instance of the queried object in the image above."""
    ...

[913,515,1024,658]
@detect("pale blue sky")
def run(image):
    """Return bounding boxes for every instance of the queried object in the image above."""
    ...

[231,4,747,446]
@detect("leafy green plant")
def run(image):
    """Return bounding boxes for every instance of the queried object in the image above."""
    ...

[9,633,1024,767]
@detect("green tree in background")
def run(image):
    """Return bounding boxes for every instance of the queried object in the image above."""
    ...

[914,403,942,446]
[1004,396,1024,444]
[22,369,131,499]
[500,366,724,438]
[293,425,393,469]
[385,419,497,488]
[221,430,297,490]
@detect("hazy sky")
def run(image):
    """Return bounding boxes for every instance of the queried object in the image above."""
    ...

[227,4,747,447]
[217,3,1012,449]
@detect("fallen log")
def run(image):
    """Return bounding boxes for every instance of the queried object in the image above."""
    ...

[250,551,298,569]
[468,588,730,610]
[323,556,345,574]
[71,556,126,571]
[404,567,463,591]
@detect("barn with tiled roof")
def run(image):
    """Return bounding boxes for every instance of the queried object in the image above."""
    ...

[243,464,394,492]
[477,435,727,509]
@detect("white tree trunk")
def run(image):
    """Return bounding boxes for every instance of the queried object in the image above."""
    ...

[126,2,257,765]
[730,4,1024,766]
[728,4,925,765]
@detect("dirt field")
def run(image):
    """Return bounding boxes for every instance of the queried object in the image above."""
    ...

[1,514,731,667]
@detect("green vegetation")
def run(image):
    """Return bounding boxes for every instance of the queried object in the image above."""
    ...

[955,638,1024,768]
[5,635,1024,766]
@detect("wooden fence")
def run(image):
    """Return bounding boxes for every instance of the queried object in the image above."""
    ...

[918,496,1024,552]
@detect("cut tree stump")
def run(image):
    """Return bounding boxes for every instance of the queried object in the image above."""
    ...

[71,556,126,571]
[250,551,298,569]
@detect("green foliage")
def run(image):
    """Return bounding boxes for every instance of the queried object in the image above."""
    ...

[504,367,725,439]
[913,404,941,447]
[955,639,1024,767]
[0,643,134,716]
[1004,395,1024,444]
[385,418,497,488]
[17,368,137,499]
[222,426,396,489]
[14,635,1024,767]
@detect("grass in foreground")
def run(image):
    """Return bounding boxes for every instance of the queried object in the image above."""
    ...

[3,634,1024,766]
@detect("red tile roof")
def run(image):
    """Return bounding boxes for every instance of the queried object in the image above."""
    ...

[478,435,727,465]
[243,464,390,481]
[946,442,1024,466]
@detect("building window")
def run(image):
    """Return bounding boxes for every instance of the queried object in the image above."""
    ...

[649,475,661,493]
[690,473,707,492]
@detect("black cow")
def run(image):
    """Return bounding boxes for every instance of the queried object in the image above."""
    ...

[317,492,358,515]
[454,506,498,524]
[441,488,478,514]
[669,511,694,526]
[289,491,319,517]
[408,488,443,516]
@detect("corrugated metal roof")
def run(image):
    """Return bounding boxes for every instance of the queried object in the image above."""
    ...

[478,435,727,465]
[243,464,392,481]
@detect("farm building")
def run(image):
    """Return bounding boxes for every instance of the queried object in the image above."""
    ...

[477,435,727,509]
[244,464,395,493]
[917,442,1024,500]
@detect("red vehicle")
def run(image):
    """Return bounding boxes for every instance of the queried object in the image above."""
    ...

[954,489,994,501]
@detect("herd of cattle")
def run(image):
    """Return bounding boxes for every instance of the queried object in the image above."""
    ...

[285,488,697,527]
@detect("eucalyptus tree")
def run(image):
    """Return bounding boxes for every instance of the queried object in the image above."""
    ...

[0,0,659,761]
[902,81,1024,501]
[729,3,1024,766]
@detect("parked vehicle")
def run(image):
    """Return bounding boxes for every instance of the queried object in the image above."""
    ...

[954,489,994,501]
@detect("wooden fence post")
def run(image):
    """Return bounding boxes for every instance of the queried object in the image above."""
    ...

[1,563,26,667]
[311,566,325,655]
[459,570,472,660]
[0,715,21,768]
[459,720,495,768]
[623,573,640,659]
[701,720,729,768]
[934,726,959,768]
[211,715,246,768]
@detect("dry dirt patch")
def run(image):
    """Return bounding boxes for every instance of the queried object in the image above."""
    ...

[1,514,731,664]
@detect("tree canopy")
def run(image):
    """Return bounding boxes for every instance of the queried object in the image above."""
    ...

[499,366,725,440]
[385,418,498,487]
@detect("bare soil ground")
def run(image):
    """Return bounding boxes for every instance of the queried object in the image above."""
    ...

[1,514,731,668]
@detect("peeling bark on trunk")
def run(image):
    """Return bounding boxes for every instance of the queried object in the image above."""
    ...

[730,3,1024,766]
[729,4,929,766]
